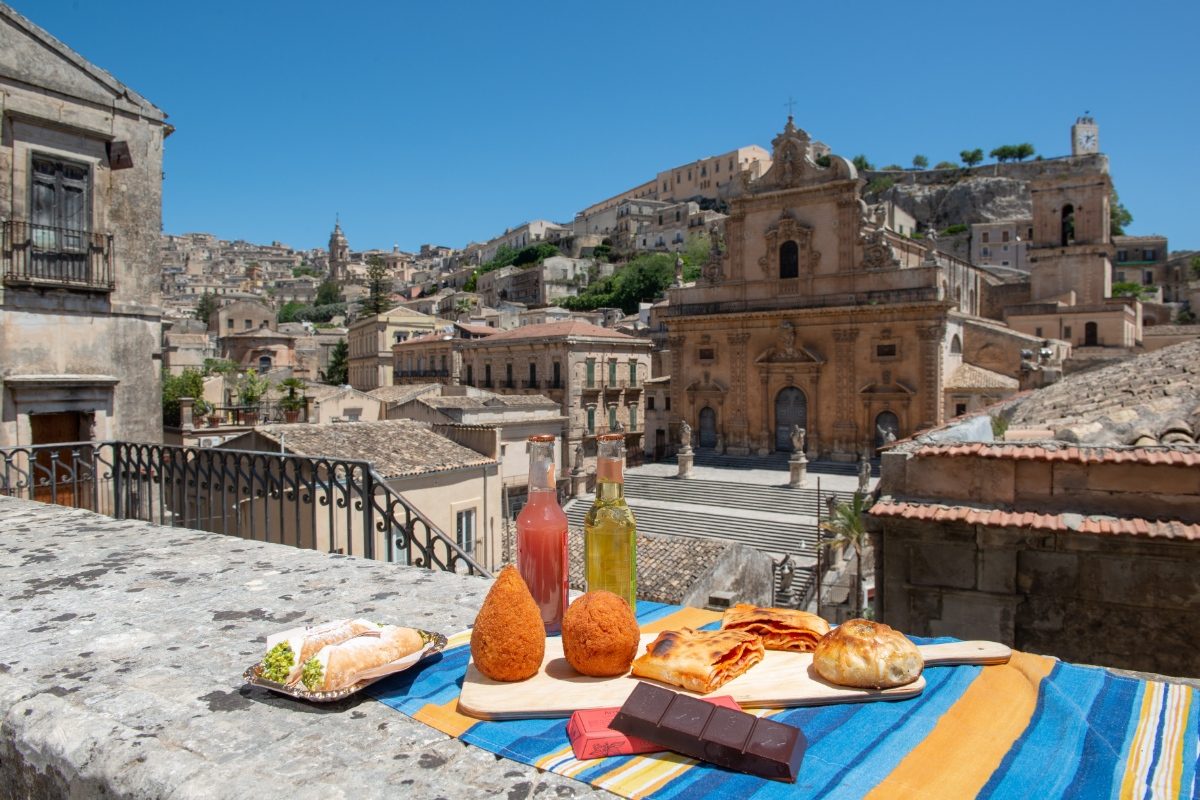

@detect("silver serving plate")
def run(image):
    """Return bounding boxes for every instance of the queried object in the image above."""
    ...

[244,629,447,703]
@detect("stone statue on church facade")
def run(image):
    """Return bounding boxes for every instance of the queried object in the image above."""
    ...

[858,453,871,494]
[679,420,692,452]
[790,424,805,454]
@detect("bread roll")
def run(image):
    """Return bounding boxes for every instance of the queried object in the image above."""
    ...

[812,619,922,689]
[299,626,425,692]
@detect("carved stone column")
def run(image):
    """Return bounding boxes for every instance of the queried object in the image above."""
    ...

[918,323,946,431]
[837,196,858,272]
[667,334,686,451]
[726,331,751,455]
[831,328,860,459]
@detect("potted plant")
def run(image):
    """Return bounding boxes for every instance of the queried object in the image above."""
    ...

[278,377,306,423]
[237,371,270,426]
[191,398,212,427]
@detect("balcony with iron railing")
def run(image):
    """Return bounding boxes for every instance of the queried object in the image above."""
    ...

[2,220,115,291]
[0,441,488,576]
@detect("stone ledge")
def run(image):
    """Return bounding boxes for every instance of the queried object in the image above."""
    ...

[0,497,594,799]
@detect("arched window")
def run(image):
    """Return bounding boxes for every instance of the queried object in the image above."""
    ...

[257,355,272,373]
[1061,204,1075,246]
[780,241,799,279]
[950,334,962,354]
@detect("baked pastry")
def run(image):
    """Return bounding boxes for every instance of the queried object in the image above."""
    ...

[297,625,426,692]
[562,590,640,677]
[630,628,764,694]
[470,565,546,681]
[720,604,830,652]
[261,618,383,684]
[812,619,922,689]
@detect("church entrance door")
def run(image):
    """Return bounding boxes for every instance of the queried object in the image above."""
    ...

[774,387,807,451]
[874,411,900,454]
[1084,321,1098,346]
[698,407,717,449]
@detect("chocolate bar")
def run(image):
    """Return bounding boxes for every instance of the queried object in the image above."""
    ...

[566,696,742,760]
[610,682,805,783]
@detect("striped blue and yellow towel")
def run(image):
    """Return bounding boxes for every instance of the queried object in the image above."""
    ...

[368,602,1199,799]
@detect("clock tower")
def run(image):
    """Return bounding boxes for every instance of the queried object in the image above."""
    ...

[1071,115,1099,156]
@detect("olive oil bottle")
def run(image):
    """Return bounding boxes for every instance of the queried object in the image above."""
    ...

[583,433,637,611]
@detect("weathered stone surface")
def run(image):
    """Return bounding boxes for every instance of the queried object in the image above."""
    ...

[906,542,976,589]
[0,497,598,799]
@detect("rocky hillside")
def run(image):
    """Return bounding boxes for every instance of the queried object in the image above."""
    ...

[862,154,1110,234]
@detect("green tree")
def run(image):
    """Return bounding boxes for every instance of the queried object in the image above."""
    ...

[322,339,349,385]
[851,154,874,172]
[934,161,957,170]
[1111,189,1133,236]
[1112,281,1155,301]
[1190,255,1200,280]
[278,377,307,414]
[277,301,306,323]
[820,491,870,618]
[912,154,928,169]
[1014,143,1036,161]
[960,148,984,167]
[316,279,343,306]
[237,371,271,408]
[195,292,219,324]
[989,145,1015,163]
[361,256,392,315]
[162,368,206,428]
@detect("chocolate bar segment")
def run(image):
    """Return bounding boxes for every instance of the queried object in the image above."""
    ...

[611,682,805,783]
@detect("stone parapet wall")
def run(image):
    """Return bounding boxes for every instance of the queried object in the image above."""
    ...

[0,496,575,799]
[872,515,1200,678]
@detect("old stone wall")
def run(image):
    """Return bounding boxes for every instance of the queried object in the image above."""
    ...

[874,517,1200,677]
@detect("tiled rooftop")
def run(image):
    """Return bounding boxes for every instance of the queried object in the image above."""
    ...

[869,500,1200,540]
[422,393,558,409]
[1006,340,1200,445]
[466,320,642,344]
[911,442,1200,466]
[944,363,1019,391]
[365,383,441,404]
[251,420,494,478]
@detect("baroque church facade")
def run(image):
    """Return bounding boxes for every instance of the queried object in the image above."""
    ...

[665,118,993,461]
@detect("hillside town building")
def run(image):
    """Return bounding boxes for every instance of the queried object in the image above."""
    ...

[457,320,653,470]
[347,305,440,390]
[0,5,170,447]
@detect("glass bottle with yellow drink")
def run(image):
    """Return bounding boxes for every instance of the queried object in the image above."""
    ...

[583,433,637,611]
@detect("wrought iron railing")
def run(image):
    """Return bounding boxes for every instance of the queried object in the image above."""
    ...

[2,220,115,290]
[0,441,490,577]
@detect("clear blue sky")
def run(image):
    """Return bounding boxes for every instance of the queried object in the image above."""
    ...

[16,0,1199,252]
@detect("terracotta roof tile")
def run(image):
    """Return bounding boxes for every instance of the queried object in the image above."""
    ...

[465,320,647,344]
[246,420,494,478]
[911,442,1200,466]
[868,500,1200,540]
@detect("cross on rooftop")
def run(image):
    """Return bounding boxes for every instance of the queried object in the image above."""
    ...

[784,96,797,118]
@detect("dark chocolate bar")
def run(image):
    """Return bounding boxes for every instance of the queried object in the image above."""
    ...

[611,682,805,783]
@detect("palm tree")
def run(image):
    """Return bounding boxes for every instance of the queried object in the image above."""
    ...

[820,491,869,617]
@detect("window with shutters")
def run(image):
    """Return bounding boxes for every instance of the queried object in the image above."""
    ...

[12,155,111,289]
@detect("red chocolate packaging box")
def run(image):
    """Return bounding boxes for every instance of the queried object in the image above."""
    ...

[567,696,742,760]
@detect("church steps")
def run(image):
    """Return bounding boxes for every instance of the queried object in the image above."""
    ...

[563,497,818,558]
[621,474,824,515]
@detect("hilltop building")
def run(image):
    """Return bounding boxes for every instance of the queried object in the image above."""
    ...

[0,5,171,447]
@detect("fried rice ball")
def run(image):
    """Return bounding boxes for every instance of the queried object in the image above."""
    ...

[562,590,640,677]
[470,565,546,682]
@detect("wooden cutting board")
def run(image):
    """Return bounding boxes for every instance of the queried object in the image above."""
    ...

[457,633,1010,720]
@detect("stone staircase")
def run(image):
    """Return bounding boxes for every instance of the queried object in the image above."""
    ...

[621,473,824,517]
[666,450,880,477]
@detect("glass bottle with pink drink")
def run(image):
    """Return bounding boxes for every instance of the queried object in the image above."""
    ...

[516,434,569,634]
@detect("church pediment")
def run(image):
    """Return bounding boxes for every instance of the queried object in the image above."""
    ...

[858,380,916,395]
[755,321,824,364]
[685,373,728,394]
[737,117,856,195]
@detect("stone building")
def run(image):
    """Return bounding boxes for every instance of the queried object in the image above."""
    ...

[663,118,999,461]
[346,305,439,390]
[327,220,350,283]
[391,322,496,386]
[458,320,653,470]
[869,340,1200,677]
[0,6,170,447]
[383,386,567,516]
[221,420,503,570]
[208,298,274,336]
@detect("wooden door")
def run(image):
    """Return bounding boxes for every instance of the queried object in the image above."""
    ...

[30,412,91,507]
